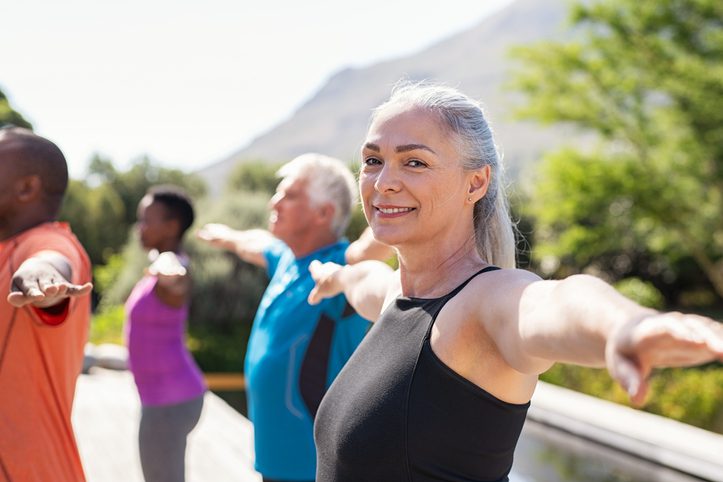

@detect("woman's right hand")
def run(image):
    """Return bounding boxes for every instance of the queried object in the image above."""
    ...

[605,311,723,406]
[308,260,344,305]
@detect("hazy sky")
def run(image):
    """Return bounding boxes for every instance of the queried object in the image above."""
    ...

[1,0,514,178]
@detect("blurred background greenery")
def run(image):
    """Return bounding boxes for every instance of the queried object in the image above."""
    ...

[2,0,721,433]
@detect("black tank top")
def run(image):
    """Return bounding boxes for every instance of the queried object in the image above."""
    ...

[314,266,529,482]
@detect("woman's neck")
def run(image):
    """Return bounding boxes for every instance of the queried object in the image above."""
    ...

[396,235,485,298]
[155,239,181,254]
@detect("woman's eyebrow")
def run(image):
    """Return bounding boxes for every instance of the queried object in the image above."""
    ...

[363,142,436,154]
[363,142,380,152]
[396,143,436,154]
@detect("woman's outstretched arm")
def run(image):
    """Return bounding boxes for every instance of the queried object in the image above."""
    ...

[480,270,723,405]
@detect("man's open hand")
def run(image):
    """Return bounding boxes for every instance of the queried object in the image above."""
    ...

[7,253,92,308]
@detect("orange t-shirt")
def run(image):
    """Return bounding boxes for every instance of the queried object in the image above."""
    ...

[0,222,91,482]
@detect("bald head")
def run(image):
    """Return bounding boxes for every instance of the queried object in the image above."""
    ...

[0,127,68,215]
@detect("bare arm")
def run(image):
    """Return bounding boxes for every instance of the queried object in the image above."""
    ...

[344,227,395,265]
[308,260,395,322]
[483,271,723,404]
[516,274,656,367]
[196,223,275,268]
[7,250,93,308]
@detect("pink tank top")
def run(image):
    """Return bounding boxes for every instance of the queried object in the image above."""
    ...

[124,275,206,406]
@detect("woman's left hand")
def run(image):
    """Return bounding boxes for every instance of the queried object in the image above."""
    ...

[606,312,723,405]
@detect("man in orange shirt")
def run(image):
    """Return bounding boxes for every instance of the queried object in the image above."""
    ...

[0,127,93,482]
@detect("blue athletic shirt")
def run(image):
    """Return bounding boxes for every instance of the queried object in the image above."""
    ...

[245,238,370,480]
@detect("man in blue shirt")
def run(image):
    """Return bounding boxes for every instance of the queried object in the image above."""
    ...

[198,153,391,482]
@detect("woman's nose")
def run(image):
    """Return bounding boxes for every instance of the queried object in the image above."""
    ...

[374,164,401,193]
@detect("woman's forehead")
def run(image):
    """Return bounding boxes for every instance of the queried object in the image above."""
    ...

[365,106,452,151]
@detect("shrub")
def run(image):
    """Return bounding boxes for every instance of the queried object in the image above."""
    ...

[183,191,272,371]
[540,364,723,433]
[614,277,665,309]
[89,305,125,345]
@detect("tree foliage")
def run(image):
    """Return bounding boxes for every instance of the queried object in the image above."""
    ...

[59,156,207,265]
[227,161,281,195]
[87,155,207,228]
[61,180,127,265]
[0,88,32,129]
[511,0,723,301]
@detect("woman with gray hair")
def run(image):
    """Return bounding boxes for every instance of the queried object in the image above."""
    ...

[308,82,723,482]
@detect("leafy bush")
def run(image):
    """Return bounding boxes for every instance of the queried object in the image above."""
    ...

[613,277,665,309]
[540,364,723,433]
[60,158,206,266]
[89,304,125,345]
[93,237,147,309]
[227,161,281,195]
[184,191,272,371]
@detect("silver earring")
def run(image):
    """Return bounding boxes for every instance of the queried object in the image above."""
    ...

[467,197,472,202]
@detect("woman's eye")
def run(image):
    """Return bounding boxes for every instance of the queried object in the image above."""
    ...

[363,157,382,166]
[407,159,426,168]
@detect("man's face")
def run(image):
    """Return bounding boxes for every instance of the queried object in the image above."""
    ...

[267,176,320,247]
[0,137,22,240]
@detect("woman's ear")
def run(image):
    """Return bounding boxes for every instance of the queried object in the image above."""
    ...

[164,218,183,241]
[467,165,491,203]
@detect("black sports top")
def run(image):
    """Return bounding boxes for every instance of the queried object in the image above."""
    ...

[314,266,529,482]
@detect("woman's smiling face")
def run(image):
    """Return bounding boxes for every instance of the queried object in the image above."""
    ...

[360,105,472,248]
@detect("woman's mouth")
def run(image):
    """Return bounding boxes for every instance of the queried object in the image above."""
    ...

[375,206,415,216]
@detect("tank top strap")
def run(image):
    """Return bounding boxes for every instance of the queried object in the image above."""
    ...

[442,265,500,302]
[422,265,501,339]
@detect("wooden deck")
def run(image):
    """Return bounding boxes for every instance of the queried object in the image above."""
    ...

[73,364,723,482]
[72,368,261,482]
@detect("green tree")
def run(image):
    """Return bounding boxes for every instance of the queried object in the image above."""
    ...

[227,161,281,195]
[88,155,207,227]
[61,180,126,265]
[60,156,207,265]
[0,88,32,128]
[511,0,723,299]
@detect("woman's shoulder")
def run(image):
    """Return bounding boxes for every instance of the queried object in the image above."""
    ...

[459,267,542,311]
[477,267,540,284]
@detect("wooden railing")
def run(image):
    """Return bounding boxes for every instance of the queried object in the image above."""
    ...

[204,372,246,390]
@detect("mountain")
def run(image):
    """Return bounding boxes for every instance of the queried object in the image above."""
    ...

[199,0,575,193]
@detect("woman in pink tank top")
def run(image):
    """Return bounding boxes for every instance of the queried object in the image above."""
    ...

[124,185,206,482]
